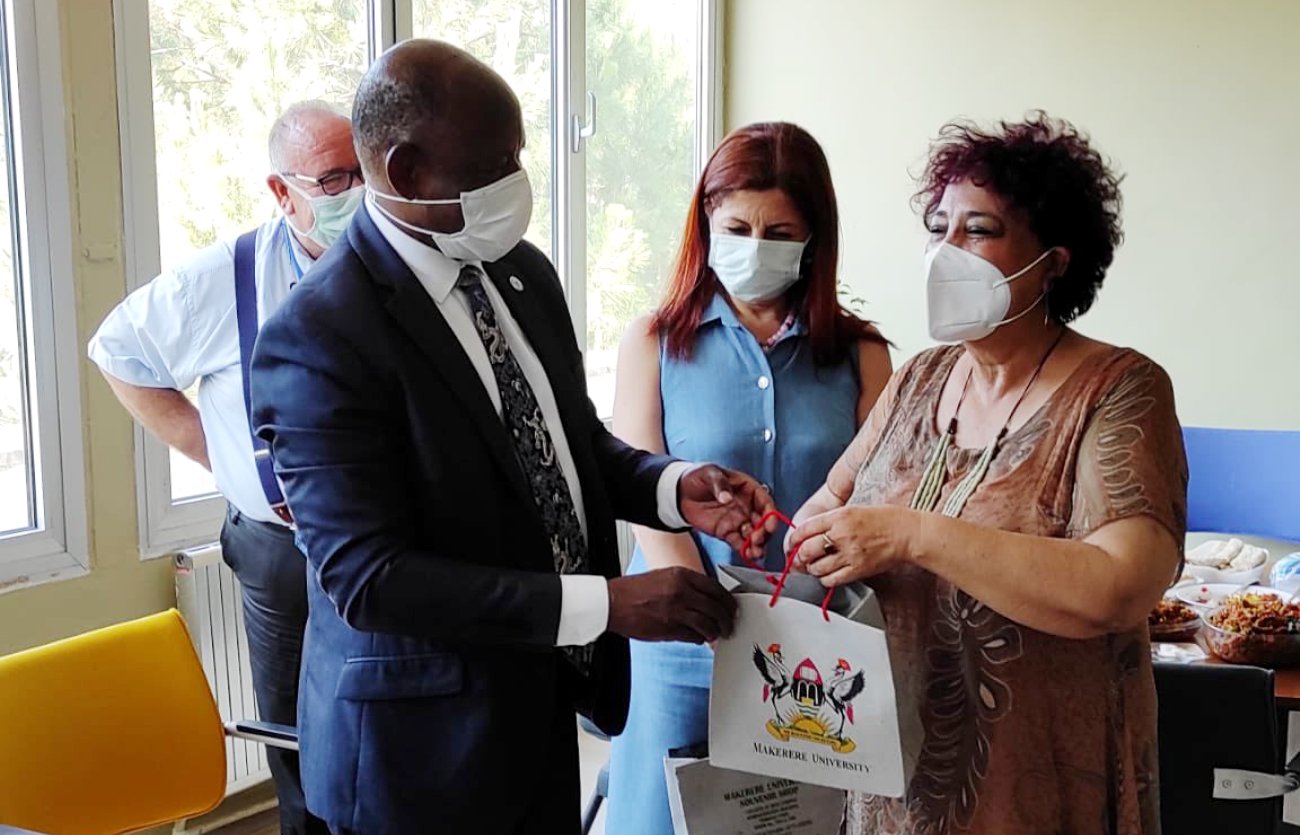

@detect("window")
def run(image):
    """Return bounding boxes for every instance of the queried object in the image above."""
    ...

[408,0,719,415]
[117,0,719,554]
[411,0,553,261]
[581,0,710,414]
[116,0,371,553]
[149,0,370,504]
[0,23,25,537]
[0,0,88,584]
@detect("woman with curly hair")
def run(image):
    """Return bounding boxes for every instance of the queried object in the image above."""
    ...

[787,112,1187,834]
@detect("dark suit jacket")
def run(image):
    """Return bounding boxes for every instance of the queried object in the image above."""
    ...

[249,207,676,834]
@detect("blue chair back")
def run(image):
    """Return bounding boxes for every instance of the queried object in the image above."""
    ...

[1184,427,1300,542]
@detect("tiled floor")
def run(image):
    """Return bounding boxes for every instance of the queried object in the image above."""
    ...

[211,723,612,835]
[208,807,278,835]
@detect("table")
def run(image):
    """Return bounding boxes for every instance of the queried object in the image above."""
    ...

[1275,668,1300,709]
[1154,641,1300,708]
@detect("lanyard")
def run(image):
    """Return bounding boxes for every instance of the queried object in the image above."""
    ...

[282,219,306,287]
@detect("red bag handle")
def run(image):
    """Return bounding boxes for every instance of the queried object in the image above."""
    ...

[738,508,834,621]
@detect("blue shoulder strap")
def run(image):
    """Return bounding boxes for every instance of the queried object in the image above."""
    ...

[234,229,290,520]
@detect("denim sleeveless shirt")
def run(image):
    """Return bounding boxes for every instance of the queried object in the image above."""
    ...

[629,293,860,576]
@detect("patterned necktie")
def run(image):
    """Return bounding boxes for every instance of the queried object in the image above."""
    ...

[456,265,593,670]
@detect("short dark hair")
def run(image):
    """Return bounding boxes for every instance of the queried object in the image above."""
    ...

[352,71,432,173]
[914,111,1124,324]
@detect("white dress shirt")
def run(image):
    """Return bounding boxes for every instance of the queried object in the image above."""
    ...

[87,218,312,525]
[365,198,692,646]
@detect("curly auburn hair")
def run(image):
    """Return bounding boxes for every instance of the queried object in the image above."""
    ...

[914,111,1124,324]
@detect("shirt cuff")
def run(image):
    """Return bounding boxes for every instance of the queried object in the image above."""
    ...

[656,460,698,530]
[87,338,175,390]
[556,574,610,647]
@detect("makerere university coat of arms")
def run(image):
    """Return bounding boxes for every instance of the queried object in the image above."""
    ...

[752,643,866,754]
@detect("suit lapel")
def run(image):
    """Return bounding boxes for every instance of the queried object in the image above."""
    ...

[347,210,535,511]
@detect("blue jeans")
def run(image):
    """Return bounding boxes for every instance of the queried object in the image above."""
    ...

[607,639,712,835]
[220,505,327,835]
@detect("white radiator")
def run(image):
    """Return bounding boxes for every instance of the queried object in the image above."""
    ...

[174,543,272,796]
[172,524,634,800]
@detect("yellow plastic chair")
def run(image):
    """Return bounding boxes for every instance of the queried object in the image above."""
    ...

[0,610,229,834]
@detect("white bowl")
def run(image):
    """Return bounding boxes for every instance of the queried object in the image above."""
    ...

[1174,583,1287,612]
[1180,563,1268,586]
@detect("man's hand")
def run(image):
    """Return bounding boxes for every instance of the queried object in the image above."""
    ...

[607,567,738,644]
[101,372,211,470]
[678,465,777,561]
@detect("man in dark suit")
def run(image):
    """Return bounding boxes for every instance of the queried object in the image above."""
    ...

[250,40,776,835]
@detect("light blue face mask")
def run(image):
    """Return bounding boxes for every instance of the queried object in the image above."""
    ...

[708,233,808,302]
[282,179,364,249]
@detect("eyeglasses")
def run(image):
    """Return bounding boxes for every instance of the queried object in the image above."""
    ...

[280,168,364,197]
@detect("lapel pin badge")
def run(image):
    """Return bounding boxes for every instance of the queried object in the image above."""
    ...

[509,276,525,292]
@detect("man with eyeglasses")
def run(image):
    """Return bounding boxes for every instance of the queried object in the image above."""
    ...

[86,100,358,835]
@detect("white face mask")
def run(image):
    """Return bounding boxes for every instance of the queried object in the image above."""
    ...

[708,233,807,303]
[924,243,1053,343]
[369,155,533,263]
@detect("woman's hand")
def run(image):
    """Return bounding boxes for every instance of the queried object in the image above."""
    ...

[787,506,921,586]
[783,483,848,554]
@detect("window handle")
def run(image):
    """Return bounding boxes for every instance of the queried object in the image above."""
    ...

[570,91,596,153]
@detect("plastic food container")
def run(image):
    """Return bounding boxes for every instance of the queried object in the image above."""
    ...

[1148,598,1202,643]
[1148,615,1203,643]
[1270,552,1300,595]
[1202,609,1300,668]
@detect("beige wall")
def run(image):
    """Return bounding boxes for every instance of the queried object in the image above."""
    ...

[725,0,1300,431]
[5,0,1297,654]
[0,1,174,656]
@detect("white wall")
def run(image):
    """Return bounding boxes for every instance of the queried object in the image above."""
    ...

[725,0,1299,430]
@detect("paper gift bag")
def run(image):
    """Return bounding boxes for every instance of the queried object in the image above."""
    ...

[664,753,846,835]
[709,564,920,797]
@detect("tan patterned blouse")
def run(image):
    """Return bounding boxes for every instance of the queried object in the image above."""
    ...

[844,345,1187,835]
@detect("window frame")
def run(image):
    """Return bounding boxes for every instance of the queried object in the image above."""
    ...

[114,0,211,557]
[555,0,724,362]
[0,0,90,589]
[114,0,720,557]
[113,0,387,557]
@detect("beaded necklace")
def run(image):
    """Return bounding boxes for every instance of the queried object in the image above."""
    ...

[910,329,1066,517]
[760,310,798,353]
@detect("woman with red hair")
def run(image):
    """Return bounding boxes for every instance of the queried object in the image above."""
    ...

[606,121,892,833]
